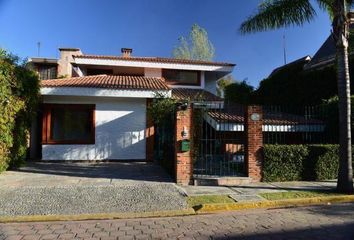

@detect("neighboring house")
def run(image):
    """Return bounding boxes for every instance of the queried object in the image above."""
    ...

[268,55,311,78]
[303,34,338,70]
[28,48,234,161]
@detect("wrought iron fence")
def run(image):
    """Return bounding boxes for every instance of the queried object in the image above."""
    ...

[262,105,339,144]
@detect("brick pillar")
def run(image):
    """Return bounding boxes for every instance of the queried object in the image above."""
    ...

[175,106,193,185]
[145,99,155,162]
[245,105,263,181]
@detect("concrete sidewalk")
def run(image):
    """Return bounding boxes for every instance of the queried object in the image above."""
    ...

[181,180,338,202]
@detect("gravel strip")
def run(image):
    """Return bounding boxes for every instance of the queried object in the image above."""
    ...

[0,183,187,216]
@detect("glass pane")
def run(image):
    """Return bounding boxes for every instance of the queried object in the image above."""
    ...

[50,107,92,142]
[179,71,198,84]
[163,70,199,85]
[39,65,57,80]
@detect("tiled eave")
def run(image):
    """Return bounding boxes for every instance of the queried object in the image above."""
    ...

[73,56,234,72]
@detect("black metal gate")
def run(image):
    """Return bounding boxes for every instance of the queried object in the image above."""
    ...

[154,111,176,177]
[193,102,246,177]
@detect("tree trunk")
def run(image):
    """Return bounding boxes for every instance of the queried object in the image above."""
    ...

[334,0,354,193]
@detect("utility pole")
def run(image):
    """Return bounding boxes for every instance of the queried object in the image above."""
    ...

[283,34,287,65]
[37,42,41,57]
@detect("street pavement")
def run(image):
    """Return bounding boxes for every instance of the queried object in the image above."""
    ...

[0,162,187,216]
[1,202,354,240]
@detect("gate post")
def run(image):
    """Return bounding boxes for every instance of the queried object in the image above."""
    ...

[245,105,263,181]
[175,105,193,185]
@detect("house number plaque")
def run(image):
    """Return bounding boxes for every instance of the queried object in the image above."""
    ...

[251,113,260,121]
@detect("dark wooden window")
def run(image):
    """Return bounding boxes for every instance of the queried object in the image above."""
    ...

[86,68,113,75]
[37,64,57,80]
[162,69,200,86]
[42,104,95,144]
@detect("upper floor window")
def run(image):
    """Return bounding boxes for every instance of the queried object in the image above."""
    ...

[38,64,57,80]
[162,69,200,86]
[86,68,113,76]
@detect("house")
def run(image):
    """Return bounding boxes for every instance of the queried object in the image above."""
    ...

[28,48,235,161]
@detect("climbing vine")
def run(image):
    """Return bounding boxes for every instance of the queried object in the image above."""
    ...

[0,49,39,171]
[147,92,178,125]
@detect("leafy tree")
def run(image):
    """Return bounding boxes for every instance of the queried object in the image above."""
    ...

[173,24,215,61]
[216,74,234,97]
[224,80,254,104]
[240,0,354,193]
[0,49,39,171]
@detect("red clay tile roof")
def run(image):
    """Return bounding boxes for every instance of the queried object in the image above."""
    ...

[41,75,170,91]
[172,88,223,102]
[74,55,235,67]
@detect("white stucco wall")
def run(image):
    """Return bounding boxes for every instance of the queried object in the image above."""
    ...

[42,96,146,161]
[204,72,218,95]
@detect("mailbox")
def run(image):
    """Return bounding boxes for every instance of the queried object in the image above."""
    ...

[181,139,190,152]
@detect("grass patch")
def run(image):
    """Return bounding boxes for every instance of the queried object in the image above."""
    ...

[260,190,345,201]
[187,195,235,207]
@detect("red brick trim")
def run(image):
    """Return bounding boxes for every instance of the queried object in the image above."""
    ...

[245,105,263,181]
[175,106,193,185]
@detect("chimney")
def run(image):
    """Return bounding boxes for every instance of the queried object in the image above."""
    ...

[58,48,82,78]
[121,48,132,57]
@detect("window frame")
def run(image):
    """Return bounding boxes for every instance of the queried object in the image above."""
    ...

[162,69,201,86]
[37,64,58,80]
[42,104,96,145]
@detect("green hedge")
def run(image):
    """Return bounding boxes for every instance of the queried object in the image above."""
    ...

[263,145,308,182]
[0,49,39,172]
[263,144,342,182]
[309,145,339,181]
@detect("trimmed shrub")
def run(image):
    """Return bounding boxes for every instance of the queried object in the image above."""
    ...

[263,145,309,182]
[263,144,347,181]
[308,145,339,181]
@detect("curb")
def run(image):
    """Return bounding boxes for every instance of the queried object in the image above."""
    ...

[1,196,354,223]
[195,195,354,213]
[0,208,196,223]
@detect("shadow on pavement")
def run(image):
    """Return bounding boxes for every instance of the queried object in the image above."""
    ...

[214,221,354,240]
[12,161,173,182]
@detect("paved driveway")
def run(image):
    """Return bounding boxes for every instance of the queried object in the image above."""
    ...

[0,162,187,217]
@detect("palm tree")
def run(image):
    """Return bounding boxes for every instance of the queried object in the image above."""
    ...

[240,0,353,193]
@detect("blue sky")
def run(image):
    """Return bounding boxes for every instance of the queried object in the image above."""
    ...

[0,0,332,87]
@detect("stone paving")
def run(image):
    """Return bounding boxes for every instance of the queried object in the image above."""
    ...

[1,202,354,240]
[0,162,187,216]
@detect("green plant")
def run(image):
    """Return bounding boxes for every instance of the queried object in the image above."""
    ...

[224,80,254,104]
[240,0,354,193]
[147,92,177,125]
[173,23,215,61]
[260,190,343,200]
[263,145,309,182]
[187,195,235,208]
[0,49,39,171]
[263,144,352,182]
[307,145,340,180]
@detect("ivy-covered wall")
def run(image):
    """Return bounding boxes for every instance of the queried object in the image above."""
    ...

[0,49,39,172]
